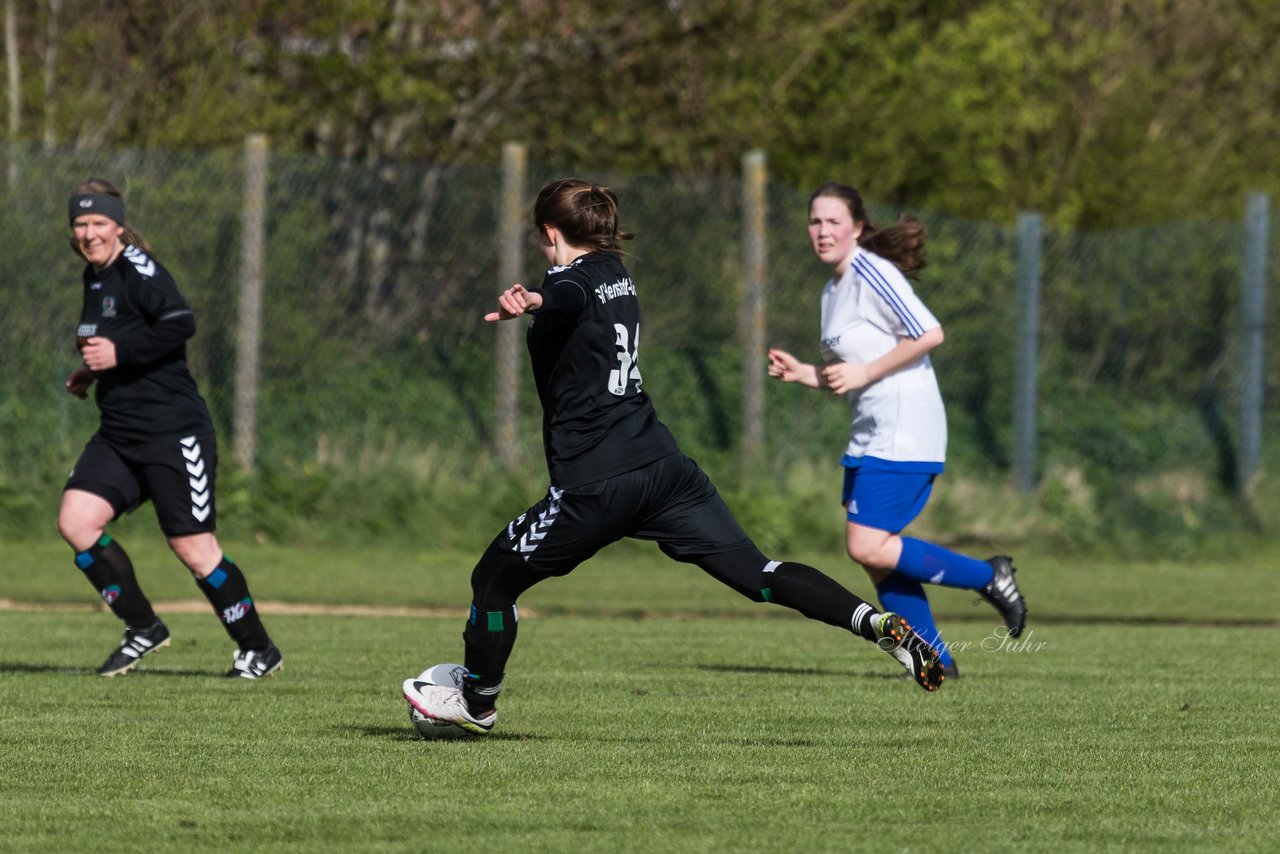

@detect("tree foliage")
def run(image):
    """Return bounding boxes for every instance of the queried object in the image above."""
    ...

[8,0,1278,225]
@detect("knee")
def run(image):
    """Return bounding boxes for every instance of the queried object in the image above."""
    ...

[57,498,107,551]
[695,549,770,603]
[845,534,896,574]
[56,512,86,547]
[167,534,222,577]
[470,541,542,607]
[857,561,894,585]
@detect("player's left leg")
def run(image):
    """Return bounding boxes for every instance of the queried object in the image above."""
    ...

[170,534,281,679]
[893,538,1027,638]
[407,479,630,731]
[847,467,1027,640]
[640,454,943,690]
[150,432,281,678]
[685,549,943,692]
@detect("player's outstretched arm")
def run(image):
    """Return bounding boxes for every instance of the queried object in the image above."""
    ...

[484,284,544,321]
[767,348,824,388]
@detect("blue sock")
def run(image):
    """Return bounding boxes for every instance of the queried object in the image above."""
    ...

[875,573,953,667]
[896,537,994,590]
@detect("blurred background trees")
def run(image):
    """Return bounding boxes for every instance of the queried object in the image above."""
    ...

[8,0,1278,228]
[2,1,1274,553]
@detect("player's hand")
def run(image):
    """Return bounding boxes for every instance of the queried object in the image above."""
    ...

[484,284,543,321]
[65,367,96,399]
[80,337,118,372]
[821,362,871,395]
[767,348,803,381]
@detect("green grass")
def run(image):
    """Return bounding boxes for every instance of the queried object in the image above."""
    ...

[2,538,1278,852]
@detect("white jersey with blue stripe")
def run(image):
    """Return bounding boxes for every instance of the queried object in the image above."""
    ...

[819,247,947,471]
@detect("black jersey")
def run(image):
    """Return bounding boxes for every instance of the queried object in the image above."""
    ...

[526,251,679,487]
[75,246,213,443]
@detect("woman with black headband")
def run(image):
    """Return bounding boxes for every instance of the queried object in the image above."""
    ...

[59,177,283,679]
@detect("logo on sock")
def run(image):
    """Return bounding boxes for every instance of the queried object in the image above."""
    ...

[101,585,121,605]
[220,598,253,624]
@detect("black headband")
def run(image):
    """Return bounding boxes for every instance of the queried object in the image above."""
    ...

[69,193,125,226]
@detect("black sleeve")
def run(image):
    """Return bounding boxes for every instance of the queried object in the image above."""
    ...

[114,265,197,366]
[530,274,589,314]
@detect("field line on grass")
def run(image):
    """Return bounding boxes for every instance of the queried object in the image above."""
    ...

[1,598,1276,628]
[0,598,470,618]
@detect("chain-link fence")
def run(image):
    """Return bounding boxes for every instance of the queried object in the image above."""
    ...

[1,141,1274,541]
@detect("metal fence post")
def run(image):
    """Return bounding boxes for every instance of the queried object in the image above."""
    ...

[5,0,18,187]
[234,133,267,474]
[740,150,767,468]
[1013,211,1042,491]
[1239,192,1268,496]
[495,142,526,465]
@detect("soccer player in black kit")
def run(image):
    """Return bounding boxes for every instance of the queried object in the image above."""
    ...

[404,179,944,735]
[59,178,282,679]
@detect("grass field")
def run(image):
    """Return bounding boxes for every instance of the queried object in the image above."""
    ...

[2,537,1278,852]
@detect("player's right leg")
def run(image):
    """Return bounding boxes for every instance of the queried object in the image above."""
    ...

[60,442,168,676]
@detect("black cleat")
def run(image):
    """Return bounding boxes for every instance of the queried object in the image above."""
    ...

[97,620,171,677]
[981,556,1027,637]
[900,661,959,681]
[874,612,945,692]
[225,644,284,679]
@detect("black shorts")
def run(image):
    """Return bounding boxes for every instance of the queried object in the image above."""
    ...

[499,452,754,573]
[65,431,217,537]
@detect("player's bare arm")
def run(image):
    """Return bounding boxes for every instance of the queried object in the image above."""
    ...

[484,284,544,322]
[821,327,945,395]
[767,348,825,388]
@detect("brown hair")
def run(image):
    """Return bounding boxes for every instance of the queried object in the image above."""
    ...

[808,182,926,275]
[533,178,633,253]
[68,177,152,257]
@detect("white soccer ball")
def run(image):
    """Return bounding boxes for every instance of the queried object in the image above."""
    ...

[405,663,469,740]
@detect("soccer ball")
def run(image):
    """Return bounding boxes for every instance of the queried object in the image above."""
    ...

[405,663,469,740]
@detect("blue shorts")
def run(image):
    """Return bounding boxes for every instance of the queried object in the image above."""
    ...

[841,467,935,534]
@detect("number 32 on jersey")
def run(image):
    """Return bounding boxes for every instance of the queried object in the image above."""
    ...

[609,323,644,396]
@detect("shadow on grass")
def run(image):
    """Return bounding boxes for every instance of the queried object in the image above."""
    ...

[993,613,1279,629]
[0,662,219,677]
[695,663,904,680]
[353,724,542,742]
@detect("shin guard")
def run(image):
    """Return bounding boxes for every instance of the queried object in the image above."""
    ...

[74,534,157,627]
[195,556,271,651]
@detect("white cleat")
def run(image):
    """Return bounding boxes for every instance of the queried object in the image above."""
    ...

[403,677,496,736]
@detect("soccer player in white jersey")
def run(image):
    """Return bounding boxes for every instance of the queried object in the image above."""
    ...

[768,182,1027,678]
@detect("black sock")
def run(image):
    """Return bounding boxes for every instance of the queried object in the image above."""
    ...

[195,555,271,651]
[74,534,157,628]
[462,603,518,713]
[763,561,881,641]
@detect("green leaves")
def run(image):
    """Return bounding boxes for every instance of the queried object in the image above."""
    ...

[12,1,1277,225]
